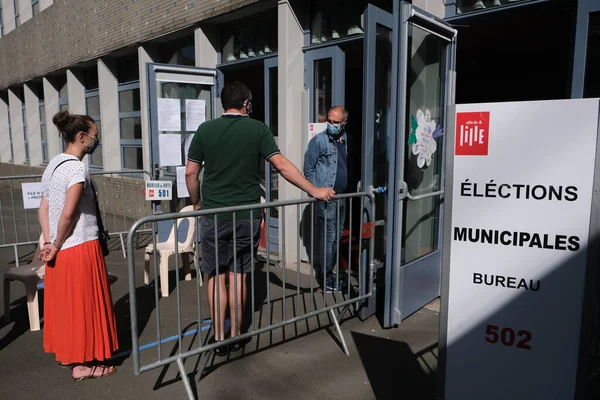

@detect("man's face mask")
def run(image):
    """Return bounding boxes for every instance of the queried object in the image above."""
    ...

[326,117,346,137]
[83,132,101,155]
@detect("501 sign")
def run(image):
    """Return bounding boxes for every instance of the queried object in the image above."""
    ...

[485,324,532,350]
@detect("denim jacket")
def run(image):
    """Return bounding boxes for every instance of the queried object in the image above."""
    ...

[303,130,348,189]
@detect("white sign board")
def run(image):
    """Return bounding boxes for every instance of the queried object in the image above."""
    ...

[145,181,173,201]
[307,122,327,143]
[21,182,44,209]
[442,99,599,400]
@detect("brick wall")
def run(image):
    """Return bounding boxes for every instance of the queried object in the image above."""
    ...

[0,0,261,90]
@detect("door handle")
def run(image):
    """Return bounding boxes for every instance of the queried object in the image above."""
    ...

[398,181,443,201]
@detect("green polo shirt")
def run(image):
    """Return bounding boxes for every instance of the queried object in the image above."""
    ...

[187,114,280,219]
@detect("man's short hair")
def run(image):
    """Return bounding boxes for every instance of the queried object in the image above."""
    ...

[221,82,253,110]
[329,105,349,121]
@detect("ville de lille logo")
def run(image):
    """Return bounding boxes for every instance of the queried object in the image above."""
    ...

[455,112,490,156]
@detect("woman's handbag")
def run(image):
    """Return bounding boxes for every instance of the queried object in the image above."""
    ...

[91,181,110,257]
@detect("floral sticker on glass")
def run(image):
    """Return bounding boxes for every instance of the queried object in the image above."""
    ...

[408,109,437,168]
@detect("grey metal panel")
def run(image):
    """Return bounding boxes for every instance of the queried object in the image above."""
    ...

[437,104,457,400]
[571,0,591,98]
[385,0,408,327]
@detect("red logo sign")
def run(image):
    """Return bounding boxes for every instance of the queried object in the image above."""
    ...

[455,112,490,156]
[149,189,155,197]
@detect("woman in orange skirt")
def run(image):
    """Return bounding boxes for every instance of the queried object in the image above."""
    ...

[38,110,119,380]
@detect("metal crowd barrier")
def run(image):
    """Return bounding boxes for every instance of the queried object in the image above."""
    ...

[126,192,376,399]
[0,170,153,265]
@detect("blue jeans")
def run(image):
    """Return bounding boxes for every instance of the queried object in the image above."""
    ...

[317,199,346,286]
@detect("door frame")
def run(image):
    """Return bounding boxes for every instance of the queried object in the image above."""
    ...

[386,2,458,327]
[359,3,398,320]
[264,56,279,251]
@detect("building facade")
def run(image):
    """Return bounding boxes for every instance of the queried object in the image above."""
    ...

[0,0,598,329]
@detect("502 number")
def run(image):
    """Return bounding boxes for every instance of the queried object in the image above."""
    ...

[485,324,532,350]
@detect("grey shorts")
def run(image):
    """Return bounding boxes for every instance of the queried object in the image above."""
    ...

[199,217,261,276]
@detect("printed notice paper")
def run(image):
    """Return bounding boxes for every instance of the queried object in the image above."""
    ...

[185,99,206,132]
[184,134,194,162]
[158,98,181,132]
[176,166,190,198]
[22,182,44,209]
[159,134,183,167]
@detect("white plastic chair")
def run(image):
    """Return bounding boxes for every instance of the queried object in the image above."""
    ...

[3,234,45,331]
[144,205,201,297]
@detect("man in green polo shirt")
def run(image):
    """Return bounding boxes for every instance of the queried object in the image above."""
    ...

[185,82,334,356]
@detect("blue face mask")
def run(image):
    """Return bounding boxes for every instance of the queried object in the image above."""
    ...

[326,122,342,137]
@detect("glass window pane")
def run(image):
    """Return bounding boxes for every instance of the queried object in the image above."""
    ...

[59,82,68,98]
[120,117,142,140]
[401,25,446,264]
[119,89,141,113]
[123,147,143,169]
[314,59,332,122]
[40,124,46,141]
[32,2,39,16]
[90,145,103,167]
[86,95,100,116]
[42,144,48,162]
[60,103,68,112]
[39,104,45,122]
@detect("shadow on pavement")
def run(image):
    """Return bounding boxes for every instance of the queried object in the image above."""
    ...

[352,332,436,400]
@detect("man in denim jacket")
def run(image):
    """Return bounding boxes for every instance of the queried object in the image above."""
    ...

[304,106,349,292]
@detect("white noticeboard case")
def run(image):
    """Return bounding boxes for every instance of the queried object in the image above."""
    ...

[439,99,600,400]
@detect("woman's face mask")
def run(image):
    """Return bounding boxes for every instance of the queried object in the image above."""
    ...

[83,132,101,155]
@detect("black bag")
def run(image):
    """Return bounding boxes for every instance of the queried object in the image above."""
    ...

[91,181,110,257]
[52,159,110,257]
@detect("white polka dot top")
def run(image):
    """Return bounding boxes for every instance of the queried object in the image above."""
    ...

[42,154,99,250]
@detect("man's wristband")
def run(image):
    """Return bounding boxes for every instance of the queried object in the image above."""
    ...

[43,241,51,246]
[52,242,63,250]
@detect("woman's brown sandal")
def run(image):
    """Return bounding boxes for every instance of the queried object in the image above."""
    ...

[72,365,116,381]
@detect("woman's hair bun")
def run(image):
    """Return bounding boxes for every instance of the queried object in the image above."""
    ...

[52,110,72,133]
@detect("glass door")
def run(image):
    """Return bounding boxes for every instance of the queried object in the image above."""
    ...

[264,57,279,251]
[360,2,456,326]
[359,3,397,320]
[387,3,457,327]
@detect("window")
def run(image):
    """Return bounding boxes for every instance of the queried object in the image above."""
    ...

[221,10,278,62]
[22,104,29,163]
[85,89,102,168]
[8,110,13,162]
[40,101,47,163]
[32,0,39,17]
[1,6,4,37]
[119,82,142,170]
[14,0,19,27]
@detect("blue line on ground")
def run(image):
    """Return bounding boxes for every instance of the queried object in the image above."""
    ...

[109,319,231,360]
